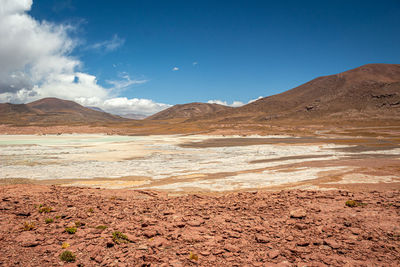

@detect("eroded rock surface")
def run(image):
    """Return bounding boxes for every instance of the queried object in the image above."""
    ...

[0,185,399,266]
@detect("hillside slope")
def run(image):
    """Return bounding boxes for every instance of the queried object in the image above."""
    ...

[197,64,400,123]
[147,102,233,120]
[0,98,128,125]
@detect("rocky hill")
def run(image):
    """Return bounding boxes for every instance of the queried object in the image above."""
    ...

[147,102,233,120]
[194,64,400,123]
[0,98,128,125]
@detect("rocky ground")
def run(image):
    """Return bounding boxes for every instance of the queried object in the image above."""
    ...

[0,185,399,266]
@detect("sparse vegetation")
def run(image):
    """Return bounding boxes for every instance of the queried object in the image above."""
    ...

[88,208,94,213]
[60,250,76,262]
[75,221,84,227]
[55,215,61,219]
[61,242,70,249]
[345,200,359,207]
[22,221,35,231]
[189,251,199,261]
[65,227,77,234]
[45,218,54,224]
[112,231,130,244]
[96,225,108,230]
[38,206,52,213]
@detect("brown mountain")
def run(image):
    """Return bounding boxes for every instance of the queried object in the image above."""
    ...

[194,63,400,123]
[0,97,128,125]
[147,102,233,120]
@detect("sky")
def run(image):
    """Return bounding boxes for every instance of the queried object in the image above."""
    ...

[0,0,400,116]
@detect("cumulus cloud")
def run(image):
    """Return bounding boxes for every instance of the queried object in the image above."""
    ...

[192,62,198,66]
[87,34,125,52]
[92,97,171,116]
[0,0,170,116]
[172,67,179,71]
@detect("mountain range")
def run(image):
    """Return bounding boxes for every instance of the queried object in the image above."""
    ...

[149,63,400,123]
[0,98,126,125]
[1,63,399,128]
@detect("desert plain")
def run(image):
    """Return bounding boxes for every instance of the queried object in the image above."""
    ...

[1,126,400,267]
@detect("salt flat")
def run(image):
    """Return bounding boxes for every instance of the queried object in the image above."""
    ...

[1,134,399,192]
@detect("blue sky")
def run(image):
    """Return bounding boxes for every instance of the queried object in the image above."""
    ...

[1,0,400,115]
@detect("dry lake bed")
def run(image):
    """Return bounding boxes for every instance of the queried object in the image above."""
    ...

[1,134,399,193]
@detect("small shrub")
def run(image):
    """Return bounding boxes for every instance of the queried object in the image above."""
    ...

[55,215,61,219]
[22,221,35,231]
[65,227,77,234]
[38,206,52,213]
[45,218,54,224]
[345,200,359,207]
[96,225,108,230]
[75,221,84,228]
[61,242,70,249]
[189,252,199,261]
[88,208,94,213]
[112,231,130,244]
[60,250,76,262]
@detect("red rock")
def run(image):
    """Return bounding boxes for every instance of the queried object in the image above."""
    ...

[290,208,307,219]
[187,218,204,227]
[323,239,340,249]
[268,249,280,259]
[255,235,269,243]
[297,240,310,247]
[149,236,169,248]
[15,232,39,247]
[1,186,399,266]
[224,244,240,252]
[143,229,157,238]
[125,233,138,242]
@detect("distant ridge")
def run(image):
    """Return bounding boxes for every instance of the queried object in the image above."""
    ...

[1,63,399,129]
[0,97,129,125]
[147,102,233,120]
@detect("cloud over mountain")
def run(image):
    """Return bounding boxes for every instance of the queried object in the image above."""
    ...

[0,0,170,116]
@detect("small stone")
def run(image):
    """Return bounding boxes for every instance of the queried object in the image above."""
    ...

[255,235,269,243]
[15,211,31,217]
[16,232,39,247]
[297,240,310,247]
[143,230,157,238]
[324,239,340,249]
[149,236,169,248]
[137,244,148,250]
[290,208,307,219]
[268,249,280,259]
[224,244,240,252]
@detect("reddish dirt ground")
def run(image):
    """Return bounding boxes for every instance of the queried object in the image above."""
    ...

[0,185,399,266]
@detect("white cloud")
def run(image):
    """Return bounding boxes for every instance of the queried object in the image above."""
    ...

[192,62,198,66]
[87,34,125,52]
[248,96,263,103]
[0,0,170,116]
[172,67,179,71]
[207,100,245,107]
[207,96,264,108]
[106,73,147,92]
[75,97,171,116]
[102,97,171,116]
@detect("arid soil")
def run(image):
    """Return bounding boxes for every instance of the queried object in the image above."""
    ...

[0,185,399,266]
